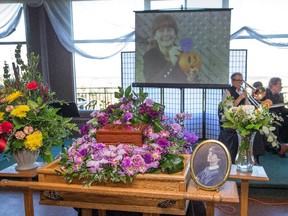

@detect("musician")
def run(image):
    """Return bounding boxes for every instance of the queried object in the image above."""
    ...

[218,73,255,163]
[221,72,249,107]
[251,81,271,105]
[263,77,288,147]
[218,74,288,163]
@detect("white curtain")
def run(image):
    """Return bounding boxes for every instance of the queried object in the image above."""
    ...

[1,0,135,59]
[230,26,288,47]
[0,4,22,38]
[2,0,288,58]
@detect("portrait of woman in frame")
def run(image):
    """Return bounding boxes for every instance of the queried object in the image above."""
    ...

[190,140,232,191]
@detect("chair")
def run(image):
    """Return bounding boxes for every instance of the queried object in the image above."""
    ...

[85,100,97,110]
[48,102,80,117]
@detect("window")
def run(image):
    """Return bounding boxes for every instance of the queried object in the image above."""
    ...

[0,3,27,86]
[72,0,186,89]
[229,0,288,90]
[72,0,143,88]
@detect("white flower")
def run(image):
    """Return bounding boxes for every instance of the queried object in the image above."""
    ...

[242,105,255,115]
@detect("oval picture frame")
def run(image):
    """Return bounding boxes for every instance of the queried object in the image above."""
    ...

[190,139,232,191]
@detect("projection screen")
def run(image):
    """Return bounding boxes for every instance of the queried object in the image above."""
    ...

[135,9,231,86]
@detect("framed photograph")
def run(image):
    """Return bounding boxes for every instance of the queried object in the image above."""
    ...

[190,139,231,191]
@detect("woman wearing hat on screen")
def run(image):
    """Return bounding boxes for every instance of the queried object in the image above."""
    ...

[142,14,189,83]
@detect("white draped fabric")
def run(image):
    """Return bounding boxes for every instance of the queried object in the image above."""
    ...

[1,0,288,59]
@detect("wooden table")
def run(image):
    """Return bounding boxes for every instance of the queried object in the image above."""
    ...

[229,165,269,216]
[0,178,239,216]
[0,157,239,216]
[0,162,44,216]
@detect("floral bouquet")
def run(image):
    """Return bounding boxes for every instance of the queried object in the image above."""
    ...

[220,100,282,148]
[58,86,198,185]
[0,44,77,163]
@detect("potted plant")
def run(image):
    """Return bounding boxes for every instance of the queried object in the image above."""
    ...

[0,44,78,170]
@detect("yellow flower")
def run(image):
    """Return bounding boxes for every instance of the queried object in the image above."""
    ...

[24,131,43,151]
[0,112,4,121]
[10,105,30,118]
[5,91,22,103]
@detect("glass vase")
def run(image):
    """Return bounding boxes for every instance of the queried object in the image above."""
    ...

[235,131,256,173]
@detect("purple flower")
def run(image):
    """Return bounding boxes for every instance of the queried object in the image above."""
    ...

[105,104,116,114]
[157,138,170,148]
[170,123,182,133]
[148,109,160,118]
[158,130,170,138]
[125,167,136,176]
[97,113,109,126]
[123,112,133,123]
[143,154,152,163]
[122,156,132,168]
[131,154,145,168]
[80,124,89,135]
[150,150,162,160]
[148,132,160,141]
[145,99,154,107]
[119,97,128,103]
[184,130,198,143]
[146,161,159,169]
[79,148,87,157]
[113,119,122,124]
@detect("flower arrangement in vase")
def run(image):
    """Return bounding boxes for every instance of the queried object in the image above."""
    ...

[0,44,77,167]
[58,86,199,186]
[220,97,282,172]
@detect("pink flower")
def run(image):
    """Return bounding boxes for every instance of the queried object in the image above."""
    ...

[170,123,182,133]
[5,105,14,112]
[158,130,170,138]
[15,131,26,140]
[145,99,154,107]
[23,126,34,135]
[131,154,145,168]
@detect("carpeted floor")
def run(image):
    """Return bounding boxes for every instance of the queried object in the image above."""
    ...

[250,152,288,189]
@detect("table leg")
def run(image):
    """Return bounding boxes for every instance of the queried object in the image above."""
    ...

[205,202,215,216]
[81,208,93,216]
[23,189,34,216]
[240,180,249,216]
[98,210,106,216]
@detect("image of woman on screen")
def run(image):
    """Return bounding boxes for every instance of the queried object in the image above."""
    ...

[143,14,189,83]
[196,145,225,186]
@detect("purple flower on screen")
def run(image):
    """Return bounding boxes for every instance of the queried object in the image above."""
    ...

[180,38,193,52]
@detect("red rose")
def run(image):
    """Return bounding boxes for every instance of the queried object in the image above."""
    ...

[0,135,7,153]
[0,121,13,133]
[26,81,39,90]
